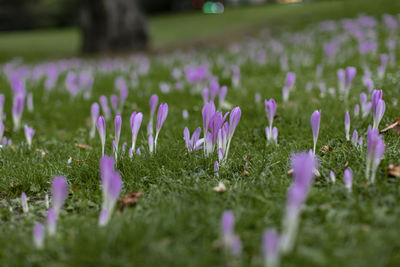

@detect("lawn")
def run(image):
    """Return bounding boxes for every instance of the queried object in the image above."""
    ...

[1,0,400,266]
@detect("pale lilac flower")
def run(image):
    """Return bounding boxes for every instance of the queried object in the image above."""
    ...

[202,101,216,152]
[148,134,154,153]
[310,110,321,154]
[214,161,219,176]
[345,66,356,93]
[96,116,106,156]
[219,86,227,108]
[330,170,336,183]
[255,93,262,104]
[210,80,219,101]
[149,94,159,119]
[283,72,296,102]
[337,69,345,94]
[202,88,209,103]
[231,235,242,256]
[377,54,388,79]
[359,137,363,147]
[130,112,143,152]
[24,125,35,149]
[232,66,240,88]
[263,229,280,267]
[345,111,350,141]
[33,223,45,249]
[51,176,68,216]
[46,208,57,236]
[272,127,278,145]
[223,107,241,160]
[99,95,111,120]
[221,210,241,255]
[110,95,118,114]
[99,156,122,226]
[366,129,385,184]
[155,103,168,151]
[352,130,358,147]
[27,93,33,112]
[129,148,133,158]
[147,122,152,136]
[90,103,100,139]
[354,104,360,117]
[281,152,317,253]
[182,109,189,120]
[12,95,24,131]
[183,127,203,152]
[343,168,353,192]
[373,99,385,129]
[114,115,122,159]
[21,192,29,213]
[266,126,278,144]
[136,148,141,155]
[265,98,276,136]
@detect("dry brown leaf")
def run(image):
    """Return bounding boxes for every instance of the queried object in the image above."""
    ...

[36,148,46,158]
[287,169,294,176]
[75,143,93,150]
[243,170,249,176]
[213,182,226,193]
[288,168,320,177]
[319,145,332,154]
[343,161,349,169]
[118,190,142,208]
[381,118,400,133]
[387,164,400,177]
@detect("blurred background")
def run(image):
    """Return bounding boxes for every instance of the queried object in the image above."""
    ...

[0,0,398,61]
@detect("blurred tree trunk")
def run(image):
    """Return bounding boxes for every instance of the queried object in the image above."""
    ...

[80,0,148,53]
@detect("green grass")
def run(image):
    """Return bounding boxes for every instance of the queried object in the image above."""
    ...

[1,1,400,266]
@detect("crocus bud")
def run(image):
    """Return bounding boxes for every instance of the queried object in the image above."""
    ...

[99,95,111,120]
[46,208,57,236]
[114,115,122,158]
[366,129,385,184]
[310,110,321,154]
[265,98,276,130]
[182,109,189,120]
[97,116,106,156]
[24,125,35,149]
[90,103,100,139]
[352,130,358,147]
[354,104,360,117]
[51,176,68,216]
[21,192,29,213]
[214,161,219,176]
[33,223,45,249]
[345,66,356,92]
[343,168,353,192]
[263,229,280,267]
[110,95,118,114]
[149,94,158,119]
[373,99,385,129]
[130,112,143,152]
[330,170,336,183]
[345,111,350,141]
[155,103,168,151]
[12,95,24,131]
[148,134,154,153]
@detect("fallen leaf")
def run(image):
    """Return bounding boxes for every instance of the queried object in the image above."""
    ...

[118,190,142,208]
[387,164,400,177]
[343,161,349,169]
[319,145,332,154]
[213,182,226,193]
[243,170,249,176]
[36,148,46,158]
[75,143,93,150]
[287,169,294,176]
[381,118,400,133]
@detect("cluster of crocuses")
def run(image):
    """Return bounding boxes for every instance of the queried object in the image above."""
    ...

[95,94,168,158]
[183,101,241,166]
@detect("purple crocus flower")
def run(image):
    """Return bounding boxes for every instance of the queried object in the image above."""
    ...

[12,95,24,131]
[24,125,35,149]
[281,152,316,253]
[366,129,385,184]
[96,116,106,156]
[182,109,189,120]
[219,86,227,108]
[130,112,143,152]
[149,94,159,119]
[221,210,241,255]
[114,115,122,159]
[51,176,68,216]
[343,168,353,192]
[33,223,45,249]
[373,99,385,129]
[110,95,119,114]
[354,104,360,117]
[99,95,111,120]
[352,130,358,147]
[210,80,219,101]
[310,110,321,154]
[46,208,57,236]
[223,107,241,160]
[330,170,336,183]
[202,101,216,152]
[283,72,296,102]
[183,127,203,152]
[99,171,122,226]
[155,103,168,151]
[202,88,209,103]
[372,90,383,111]
[337,69,345,93]
[345,66,356,93]
[21,192,29,213]
[214,161,219,176]
[90,103,100,139]
[345,111,350,141]
[265,98,276,136]
[262,229,280,267]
